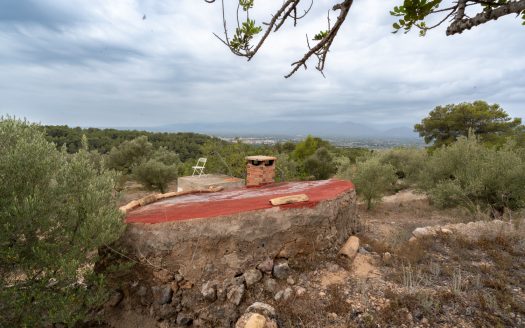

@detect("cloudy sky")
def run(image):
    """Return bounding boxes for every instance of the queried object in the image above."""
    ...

[1,0,524,130]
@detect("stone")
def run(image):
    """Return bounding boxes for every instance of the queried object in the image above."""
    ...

[245,313,267,328]
[235,312,278,328]
[217,285,227,301]
[263,278,278,293]
[295,286,306,297]
[244,269,263,287]
[107,290,123,307]
[152,269,173,283]
[272,259,290,280]
[408,236,418,243]
[328,312,338,320]
[151,285,173,305]
[176,312,193,326]
[440,228,453,234]
[257,258,274,274]
[282,287,293,301]
[358,247,369,254]
[174,273,184,283]
[170,281,179,294]
[227,284,245,305]
[201,281,217,302]
[274,290,283,301]
[383,252,392,263]
[246,302,277,318]
[286,277,295,285]
[412,227,438,238]
[421,317,429,325]
[158,304,177,319]
[339,236,359,259]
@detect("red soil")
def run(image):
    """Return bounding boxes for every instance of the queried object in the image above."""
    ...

[126,179,354,224]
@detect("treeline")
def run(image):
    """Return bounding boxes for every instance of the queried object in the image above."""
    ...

[43,125,223,161]
[42,125,370,193]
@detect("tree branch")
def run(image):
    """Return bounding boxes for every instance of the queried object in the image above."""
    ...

[447,0,525,35]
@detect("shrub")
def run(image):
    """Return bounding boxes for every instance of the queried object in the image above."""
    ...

[133,159,178,193]
[339,156,397,209]
[303,147,337,180]
[379,147,427,184]
[0,118,124,327]
[420,136,525,212]
[106,136,153,174]
[132,147,179,193]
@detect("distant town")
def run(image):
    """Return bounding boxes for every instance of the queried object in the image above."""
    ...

[218,135,425,149]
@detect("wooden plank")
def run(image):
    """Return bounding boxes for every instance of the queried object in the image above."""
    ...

[269,194,309,206]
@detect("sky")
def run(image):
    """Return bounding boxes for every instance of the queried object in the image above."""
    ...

[0,0,524,130]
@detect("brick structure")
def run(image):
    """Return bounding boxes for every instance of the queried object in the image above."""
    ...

[246,155,277,187]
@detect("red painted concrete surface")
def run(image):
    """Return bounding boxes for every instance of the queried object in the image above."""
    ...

[126,179,354,224]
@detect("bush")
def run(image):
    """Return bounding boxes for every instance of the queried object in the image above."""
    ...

[133,159,178,193]
[106,136,153,174]
[0,118,124,327]
[339,156,397,209]
[379,147,427,185]
[420,136,525,212]
[303,147,337,180]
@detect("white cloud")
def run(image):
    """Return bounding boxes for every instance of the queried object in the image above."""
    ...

[0,0,523,129]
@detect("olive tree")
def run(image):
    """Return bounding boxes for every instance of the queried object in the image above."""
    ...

[0,118,124,327]
[132,147,180,193]
[339,156,397,209]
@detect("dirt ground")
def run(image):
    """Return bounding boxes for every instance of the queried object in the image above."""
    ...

[102,188,524,328]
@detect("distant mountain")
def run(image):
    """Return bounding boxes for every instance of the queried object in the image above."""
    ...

[136,121,419,139]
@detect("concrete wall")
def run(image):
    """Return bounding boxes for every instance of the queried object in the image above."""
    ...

[177,174,244,192]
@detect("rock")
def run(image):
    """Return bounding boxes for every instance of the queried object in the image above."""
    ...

[286,277,295,285]
[358,247,369,254]
[227,284,245,305]
[246,302,277,318]
[151,285,173,305]
[282,287,293,301]
[235,312,278,328]
[421,317,429,325]
[408,236,418,243]
[158,304,177,319]
[176,312,193,326]
[170,281,179,294]
[272,259,290,280]
[264,278,278,293]
[174,273,184,283]
[257,258,274,274]
[274,290,283,301]
[107,290,123,307]
[217,284,227,301]
[179,280,193,289]
[412,227,438,238]
[201,281,217,302]
[244,269,263,287]
[295,286,306,297]
[383,252,392,263]
[339,236,360,259]
[245,313,267,328]
[440,228,452,234]
[319,291,326,297]
[328,312,338,320]
[152,269,173,283]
